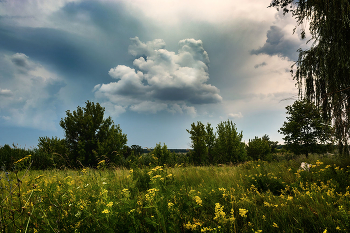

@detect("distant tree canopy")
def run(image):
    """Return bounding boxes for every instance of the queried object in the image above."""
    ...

[59,101,127,167]
[279,99,334,157]
[269,0,350,154]
[187,120,246,165]
[246,136,271,161]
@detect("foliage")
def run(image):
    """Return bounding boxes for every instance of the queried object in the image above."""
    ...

[0,144,30,170]
[37,136,68,169]
[205,123,216,163]
[246,136,271,161]
[186,122,209,165]
[214,120,247,164]
[131,145,143,156]
[262,134,279,153]
[152,143,171,166]
[187,120,246,165]
[279,99,334,157]
[269,0,350,155]
[59,101,127,167]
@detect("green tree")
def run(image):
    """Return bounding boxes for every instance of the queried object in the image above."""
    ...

[205,123,216,163]
[214,120,246,163]
[269,0,350,154]
[37,136,68,168]
[279,99,333,157]
[153,143,170,166]
[246,136,271,161]
[131,145,143,156]
[59,101,127,167]
[187,121,208,165]
[262,134,279,153]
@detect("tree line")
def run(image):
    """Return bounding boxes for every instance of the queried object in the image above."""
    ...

[1,98,337,170]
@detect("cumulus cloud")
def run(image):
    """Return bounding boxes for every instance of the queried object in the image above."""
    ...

[0,53,65,130]
[251,26,301,61]
[94,37,221,115]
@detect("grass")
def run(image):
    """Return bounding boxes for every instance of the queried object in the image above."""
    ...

[1,154,350,232]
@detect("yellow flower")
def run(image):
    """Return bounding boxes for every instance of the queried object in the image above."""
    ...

[336,226,341,230]
[102,209,109,214]
[194,196,202,206]
[239,208,248,217]
[168,202,174,208]
[214,203,226,222]
[106,202,113,207]
[323,229,327,233]
[273,223,278,228]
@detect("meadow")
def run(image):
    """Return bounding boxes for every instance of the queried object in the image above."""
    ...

[1,154,350,232]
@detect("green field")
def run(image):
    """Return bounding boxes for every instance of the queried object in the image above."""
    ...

[1,154,350,232]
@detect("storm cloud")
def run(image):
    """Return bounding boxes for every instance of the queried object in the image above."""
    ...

[94,37,222,115]
[251,26,301,61]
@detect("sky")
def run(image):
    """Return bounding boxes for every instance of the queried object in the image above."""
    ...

[0,0,310,149]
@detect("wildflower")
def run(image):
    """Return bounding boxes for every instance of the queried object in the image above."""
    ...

[273,223,278,228]
[323,229,327,233]
[106,202,113,207]
[229,208,235,222]
[194,196,202,206]
[214,203,226,222]
[239,208,248,217]
[168,202,174,208]
[152,175,162,179]
[184,221,198,230]
[102,209,109,214]
[336,226,340,230]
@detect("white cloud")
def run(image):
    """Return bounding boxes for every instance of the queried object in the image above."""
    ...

[94,37,222,115]
[101,102,126,118]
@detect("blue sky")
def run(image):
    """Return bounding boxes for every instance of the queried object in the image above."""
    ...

[0,0,309,149]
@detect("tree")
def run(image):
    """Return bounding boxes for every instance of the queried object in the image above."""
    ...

[279,99,333,157]
[246,136,271,161]
[269,0,350,154]
[131,145,143,156]
[187,121,208,165]
[59,101,127,167]
[262,134,279,153]
[214,120,246,163]
[205,123,216,163]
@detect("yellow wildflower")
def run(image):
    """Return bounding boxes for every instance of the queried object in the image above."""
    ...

[239,208,248,217]
[168,202,174,208]
[194,196,202,206]
[102,209,109,214]
[106,202,113,207]
[273,223,278,228]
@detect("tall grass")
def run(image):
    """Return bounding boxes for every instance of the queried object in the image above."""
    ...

[1,154,350,232]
